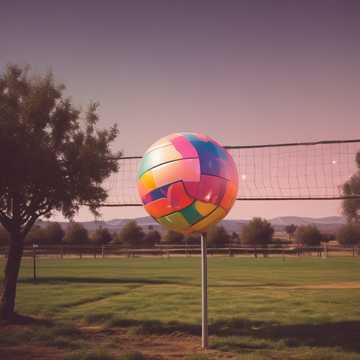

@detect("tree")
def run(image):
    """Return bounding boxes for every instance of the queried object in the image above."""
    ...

[143,229,161,247]
[0,65,119,320]
[116,220,145,248]
[91,227,113,245]
[337,223,360,246]
[163,230,184,244]
[63,223,89,244]
[241,217,274,246]
[285,224,297,241]
[207,225,230,248]
[342,152,360,223]
[295,225,322,246]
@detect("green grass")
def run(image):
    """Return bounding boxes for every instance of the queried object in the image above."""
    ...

[1,256,360,359]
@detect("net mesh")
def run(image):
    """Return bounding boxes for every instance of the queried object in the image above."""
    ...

[101,139,360,206]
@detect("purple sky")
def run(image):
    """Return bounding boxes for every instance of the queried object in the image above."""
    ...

[1,0,360,221]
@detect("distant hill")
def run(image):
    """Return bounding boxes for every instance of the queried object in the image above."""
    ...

[40,215,346,234]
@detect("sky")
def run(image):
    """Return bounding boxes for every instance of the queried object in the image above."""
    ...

[1,0,360,221]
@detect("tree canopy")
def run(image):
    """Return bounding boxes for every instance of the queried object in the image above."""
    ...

[295,225,322,246]
[91,227,113,245]
[45,222,65,244]
[285,224,297,241]
[241,217,274,246]
[163,230,184,244]
[143,229,161,247]
[0,64,119,320]
[207,225,230,248]
[342,152,360,223]
[63,222,89,244]
[337,223,360,246]
[116,220,145,248]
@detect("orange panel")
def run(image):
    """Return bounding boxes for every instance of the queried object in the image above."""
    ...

[144,198,173,218]
[220,181,238,211]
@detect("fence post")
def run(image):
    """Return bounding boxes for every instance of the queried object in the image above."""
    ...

[102,245,105,258]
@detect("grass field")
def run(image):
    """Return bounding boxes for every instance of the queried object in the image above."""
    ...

[1,256,360,359]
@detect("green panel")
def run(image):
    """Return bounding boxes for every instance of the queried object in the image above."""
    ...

[158,211,190,231]
[181,202,203,225]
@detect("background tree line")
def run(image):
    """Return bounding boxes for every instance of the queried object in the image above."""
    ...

[1,218,359,248]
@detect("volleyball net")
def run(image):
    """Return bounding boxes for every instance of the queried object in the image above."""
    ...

[101,139,360,206]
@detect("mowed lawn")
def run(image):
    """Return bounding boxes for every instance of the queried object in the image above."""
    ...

[1,256,360,360]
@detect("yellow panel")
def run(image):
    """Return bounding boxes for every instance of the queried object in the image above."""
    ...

[137,170,156,198]
[194,201,217,216]
[187,207,226,234]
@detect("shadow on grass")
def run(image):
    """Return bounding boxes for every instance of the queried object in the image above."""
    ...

[211,318,360,352]
[105,317,360,353]
[0,313,54,326]
[18,276,188,286]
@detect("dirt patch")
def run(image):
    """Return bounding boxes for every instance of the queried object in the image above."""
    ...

[89,328,238,360]
[0,324,237,360]
[0,345,65,360]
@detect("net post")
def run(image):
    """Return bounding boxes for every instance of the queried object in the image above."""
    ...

[201,232,208,350]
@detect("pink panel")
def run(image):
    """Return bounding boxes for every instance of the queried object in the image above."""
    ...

[184,175,227,205]
[170,136,198,158]
[167,182,193,209]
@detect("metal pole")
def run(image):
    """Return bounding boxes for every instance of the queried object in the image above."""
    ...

[201,233,208,349]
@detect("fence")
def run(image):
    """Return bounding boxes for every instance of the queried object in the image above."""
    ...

[1,244,359,259]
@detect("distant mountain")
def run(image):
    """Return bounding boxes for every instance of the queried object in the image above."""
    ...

[270,216,346,226]
[41,215,346,234]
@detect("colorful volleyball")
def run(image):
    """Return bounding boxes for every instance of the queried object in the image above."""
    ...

[137,133,238,234]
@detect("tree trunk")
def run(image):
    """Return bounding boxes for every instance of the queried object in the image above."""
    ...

[0,232,24,321]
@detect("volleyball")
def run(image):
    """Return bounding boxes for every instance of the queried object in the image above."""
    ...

[137,133,238,234]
